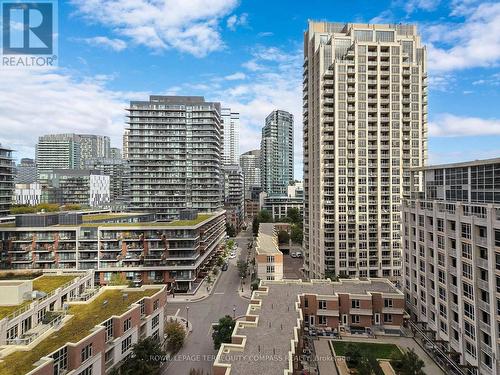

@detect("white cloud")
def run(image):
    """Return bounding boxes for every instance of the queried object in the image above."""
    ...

[403,0,440,13]
[0,68,147,160]
[257,32,273,37]
[429,113,500,137]
[426,2,500,72]
[369,10,393,24]
[224,72,246,80]
[472,72,500,86]
[70,0,239,57]
[226,13,248,31]
[83,36,127,51]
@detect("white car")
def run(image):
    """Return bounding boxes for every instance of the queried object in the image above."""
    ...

[290,252,297,258]
[229,253,237,259]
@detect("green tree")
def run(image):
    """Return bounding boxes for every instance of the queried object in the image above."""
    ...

[216,256,225,267]
[226,224,236,237]
[286,208,302,225]
[109,273,128,286]
[212,315,235,349]
[164,320,186,354]
[324,271,337,281]
[398,349,425,375]
[290,225,303,244]
[237,260,248,278]
[227,239,235,250]
[345,343,362,367]
[277,230,290,244]
[257,209,273,223]
[252,216,260,236]
[119,337,167,375]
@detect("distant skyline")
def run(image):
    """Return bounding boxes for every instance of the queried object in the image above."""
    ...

[1,0,500,179]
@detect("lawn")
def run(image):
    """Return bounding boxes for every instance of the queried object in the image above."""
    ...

[80,214,213,228]
[0,287,162,375]
[331,341,401,359]
[0,275,76,320]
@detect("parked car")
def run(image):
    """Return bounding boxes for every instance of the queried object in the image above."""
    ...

[295,252,303,258]
[229,253,236,259]
[290,252,297,258]
[221,263,229,271]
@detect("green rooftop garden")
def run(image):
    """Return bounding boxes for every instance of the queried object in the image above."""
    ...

[0,287,161,375]
[0,275,77,320]
[80,213,213,228]
[82,213,138,222]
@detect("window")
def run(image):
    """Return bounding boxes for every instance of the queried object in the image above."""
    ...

[461,223,471,239]
[351,315,360,324]
[104,349,113,365]
[153,299,159,311]
[463,282,474,300]
[52,347,68,375]
[152,314,159,329]
[121,335,132,354]
[104,319,113,342]
[351,299,360,309]
[266,265,275,273]
[465,341,476,358]
[464,321,475,340]
[81,343,92,363]
[78,365,93,375]
[318,300,327,310]
[464,302,475,319]
[304,297,308,308]
[384,314,393,323]
[123,317,131,332]
[384,299,393,308]
[266,256,275,263]
[318,315,327,325]
[6,326,18,340]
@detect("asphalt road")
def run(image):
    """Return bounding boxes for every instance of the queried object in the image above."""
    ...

[162,229,253,375]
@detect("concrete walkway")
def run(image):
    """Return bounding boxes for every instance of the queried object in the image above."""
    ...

[314,339,339,375]
[332,336,445,374]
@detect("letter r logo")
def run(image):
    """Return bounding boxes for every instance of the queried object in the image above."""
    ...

[2,2,53,54]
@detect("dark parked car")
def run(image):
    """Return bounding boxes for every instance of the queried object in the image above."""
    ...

[221,263,229,271]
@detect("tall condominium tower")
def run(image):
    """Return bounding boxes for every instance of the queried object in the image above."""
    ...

[36,134,81,181]
[0,144,14,216]
[260,110,294,196]
[77,134,111,165]
[126,96,223,220]
[15,158,36,184]
[303,22,428,279]
[403,159,500,375]
[240,149,261,199]
[221,108,240,165]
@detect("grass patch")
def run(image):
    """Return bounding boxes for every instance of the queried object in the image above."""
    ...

[0,275,76,319]
[0,288,161,375]
[82,213,137,222]
[331,341,401,359]
[81,214,213,228]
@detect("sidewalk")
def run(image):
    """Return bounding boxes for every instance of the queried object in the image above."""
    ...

[168,269,223,303]
[237,275,252,299]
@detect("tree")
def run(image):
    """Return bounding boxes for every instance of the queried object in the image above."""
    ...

[212,315,235,349]
[119,337,167,375]
[252,216,260,236]
[226,224,236,237]
[290,225,303,244]
[257,209,273,223]
[324,271,337,281]
[227,239,235,250]
[344,343,362,367]
[398,349,425,375]
[216,256,225,267]
[165,319,186,354]
[237,260,248,278]
[109,273,128,286]
[277,230,290,244]
[286,208,302,225]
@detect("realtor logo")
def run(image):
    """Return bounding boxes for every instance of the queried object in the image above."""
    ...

[1,1,57,66]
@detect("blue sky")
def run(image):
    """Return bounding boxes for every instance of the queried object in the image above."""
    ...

[1,0,500,179]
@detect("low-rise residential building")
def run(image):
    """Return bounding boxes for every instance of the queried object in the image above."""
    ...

[262,194,303,221]
[213,278,405,375]
[255,223,284,281]
[403,158,500,375]
[0,210,226,292]
[0,269,166,375]
[13,183,42,206]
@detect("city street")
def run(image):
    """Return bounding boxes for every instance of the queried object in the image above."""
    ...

[162,228,253,374]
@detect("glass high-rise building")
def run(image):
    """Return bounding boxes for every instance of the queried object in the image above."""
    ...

[260,110,294,197]
[221,108,240,165]
[303,22,428,279]
[240,149,261,200]
[126,96,224,220]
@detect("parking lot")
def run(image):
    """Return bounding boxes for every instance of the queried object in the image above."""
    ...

[283,252,304,279]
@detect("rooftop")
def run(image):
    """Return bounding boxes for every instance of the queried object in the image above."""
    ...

[216,279,402,375]
[0,275,77,319]
[0,287,162,375]
[255,223,280,255]
[411,157,500,171]
[81,213,215,228]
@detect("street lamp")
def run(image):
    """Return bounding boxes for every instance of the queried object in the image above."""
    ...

[186,306,189,329]
[240,276,244,292]
[233,306,236,319]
